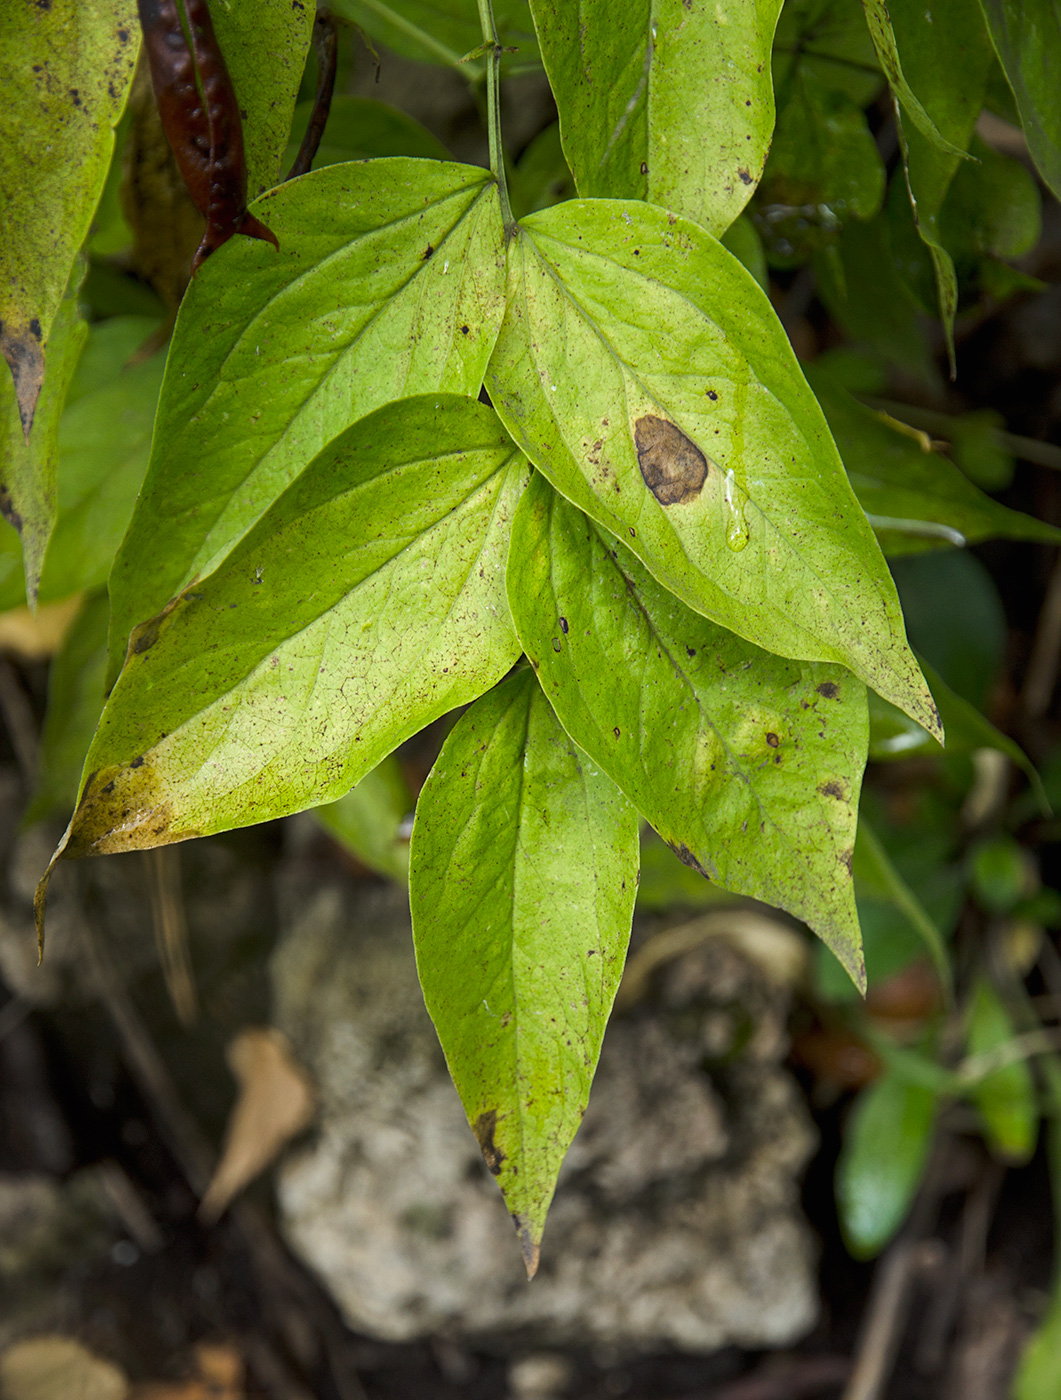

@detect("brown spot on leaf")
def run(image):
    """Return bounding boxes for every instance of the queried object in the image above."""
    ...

[473,1109,506,1177]
[669,842,708,877]
[634,415,708,505]
[0,326,46,437]
[840,848,853,875]
[819,780,844,799]
[816,681,840,699]
[738,167,753,185]
[766,732,780,748]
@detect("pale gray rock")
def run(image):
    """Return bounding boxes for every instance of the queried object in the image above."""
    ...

[272,881,819,1352]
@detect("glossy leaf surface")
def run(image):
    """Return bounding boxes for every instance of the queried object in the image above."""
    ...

[0,0,137,431]
[107,160,506,675]
[508,475,868,986]
[529,0,783,236]
[58,396,525,858]
[487,199,938,735]
[410,667,639,1275]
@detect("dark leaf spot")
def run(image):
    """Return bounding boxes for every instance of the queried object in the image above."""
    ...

[738,167,753,184]
[707,389,718,401]
[686,646,696,657]
[613,727,621,739]
[766,732,780,748]
[668,842,709,877]
[423,243,434,259]
[640,161,648,175]
[460,324,469,335]
[473,1110,506,1176]
[634,415,708,505]
[551,637,562,652]
[816,681,840,700]
[840,848,853,875]
[559,616,569,634]
[819,780,844,799]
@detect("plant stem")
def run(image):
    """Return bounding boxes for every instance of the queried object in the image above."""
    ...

[476,0,514,228]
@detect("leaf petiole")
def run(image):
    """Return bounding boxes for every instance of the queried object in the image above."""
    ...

[476,0,514,229]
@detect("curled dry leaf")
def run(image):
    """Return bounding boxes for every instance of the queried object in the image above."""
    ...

[198,1027,316,1223]
[0,1336,128,1400]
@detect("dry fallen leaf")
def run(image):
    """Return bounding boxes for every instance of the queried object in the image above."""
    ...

[0,595,82,660]
[0,1335,129,1400]
[198,1028,316,1223]
[128,1342,243,1400]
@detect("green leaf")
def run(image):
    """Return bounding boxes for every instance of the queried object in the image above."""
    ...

[508,122,575,222]
[719,215,768,291]
[814,215,937,382]
[0,278,87,606]
[529,0,784,236]
[107,160,506,678]
[1016,1291,1061,1400]
[755,67,885,265]
[853,817,951,1001]
[487,199,939,737]
[210,0,314,197]
[314,754,413,884]
[409,667,639,1275]
[884,0,994,362]
[285,96,450,171]
[507,474,868,987]
[978,0,1061,204]
[966,977,1038,1163]
[332,0,540,74]
[836,1069,938,1256]
[806,367,1061,553]
[773,0,883,107]
[859,0,973,160]
[26,591,109,825]
[940,135,1042,268]
[54,395,526,859]
[891,552,1005,709]
[0,0,137,432]
[869,656,1049,814]
[38,317,166,605]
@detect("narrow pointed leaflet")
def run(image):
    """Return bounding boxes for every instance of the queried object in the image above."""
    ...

[44,397,526,888]
[108,159,506,676]
[529,0,783,236]
[508,475,868,988]
[487,199,939,737]
[410,667,639,1276]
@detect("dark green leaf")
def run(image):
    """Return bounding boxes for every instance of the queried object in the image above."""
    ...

[488,199,939,736]
[284,96,449,171]
[55,395,525,857]
[755,68,885,265]
[773,0,883,107]
[836,1069,938,1256]
[853,818,950,1000]
[978,0,1061,203]
[891,552,1005,708]
[807,367,1061,553]
[940,135,1042,268]
[410,667,639,1275]
[507,474,868,986]
[508,122,575,221]
[719,215,768,291]
[529,0,784,235]
[107,160,506,678]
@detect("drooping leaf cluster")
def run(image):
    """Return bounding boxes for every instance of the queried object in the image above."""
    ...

[2,0,1060,1296]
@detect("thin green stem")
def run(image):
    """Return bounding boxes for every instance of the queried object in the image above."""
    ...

[476,0,514,228]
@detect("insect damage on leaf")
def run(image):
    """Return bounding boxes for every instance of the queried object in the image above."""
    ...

[634,415,709,505]
[0,327,45,439]
[473,1108,506,1176]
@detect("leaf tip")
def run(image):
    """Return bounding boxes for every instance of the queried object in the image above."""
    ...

[515,1215,541,1279]
[34,820,73,963]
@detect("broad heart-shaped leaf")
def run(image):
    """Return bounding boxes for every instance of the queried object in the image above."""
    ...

[0,278,87,607]
[46,396,525,876]
[886,0,993,363]
[409,667,639,1276]
[507,474,867,987]
[107,159,506,679]
[210,0,314,196]
[528,0,783,237]
[807,367,1061,554]
[486,199,939,738]
[0,1,137,433]
[978,0,1061,205]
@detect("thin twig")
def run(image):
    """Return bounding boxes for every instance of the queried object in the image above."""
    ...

[145,846,198,1025]
[860,397,1061,474]
[286,10,339,180]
